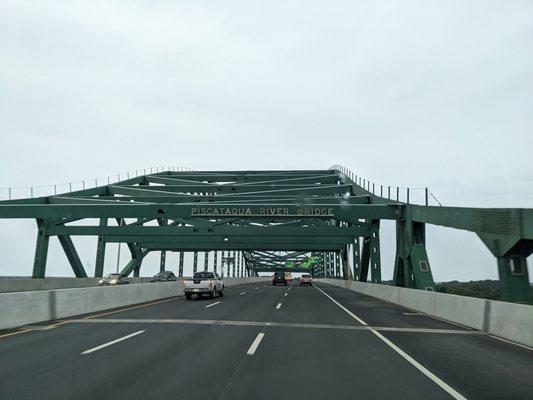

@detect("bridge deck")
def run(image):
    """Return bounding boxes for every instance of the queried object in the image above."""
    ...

[0,282,531,399]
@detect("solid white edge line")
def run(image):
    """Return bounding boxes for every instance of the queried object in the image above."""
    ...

[247,332,265,355]
[276,303,282,310]
[313,285,367,325]
[314,285,468,400]
[205,301,221,308]
[81,330,145,354]
[370,330,467,400]
[489,335,533,351]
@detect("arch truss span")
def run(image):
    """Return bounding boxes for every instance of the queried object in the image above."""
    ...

[0,167,531,302]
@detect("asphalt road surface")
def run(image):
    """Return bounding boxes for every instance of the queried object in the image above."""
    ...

[0,281,531,399]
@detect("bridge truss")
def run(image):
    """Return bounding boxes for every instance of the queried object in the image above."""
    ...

[0,167,531,302]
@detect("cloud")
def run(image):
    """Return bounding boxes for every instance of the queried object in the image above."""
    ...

[0,1,532,280]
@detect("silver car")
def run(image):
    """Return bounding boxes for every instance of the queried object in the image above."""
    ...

[98,273,129,286]
[183,272,224,299]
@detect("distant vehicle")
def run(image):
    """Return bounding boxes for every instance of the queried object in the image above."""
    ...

[99,273,129,286]
[150,271,177,282]
[183,272,224,299]
[272,271,287,286]
[300,274,313,286]
[285,272,292,283]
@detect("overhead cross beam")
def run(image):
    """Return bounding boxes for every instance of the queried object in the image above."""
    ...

[0,167,530,303]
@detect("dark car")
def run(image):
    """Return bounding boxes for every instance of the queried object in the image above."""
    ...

[272,271,287,286]
[150,271,177,282]
[98,273,129,286]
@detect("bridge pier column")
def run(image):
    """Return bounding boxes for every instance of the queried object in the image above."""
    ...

[158,218,167,273]
[369,220,382,283]
[352,238,361,280]
[335,251,341,278]
[341,244,352,280]
[32,219,50,279]
[477,235,532,303]
[393,220,435,290]
[193,251,198,273]
[360,236,370,282]
[178,251,184,277]
[160,250,166,272]
[497,254,531,303]
[213,251,218,274]
[204,251,209,272]
[94,218,107,277]
[132,244,143,277]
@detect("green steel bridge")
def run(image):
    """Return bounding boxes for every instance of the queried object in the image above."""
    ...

[0,166,531,302]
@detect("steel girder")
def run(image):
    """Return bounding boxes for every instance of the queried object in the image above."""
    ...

[0,167,531,303]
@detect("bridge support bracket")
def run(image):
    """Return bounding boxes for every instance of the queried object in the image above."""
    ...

[32,219,50,279]
[393,220,435,290]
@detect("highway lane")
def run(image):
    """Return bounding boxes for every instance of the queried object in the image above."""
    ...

[0,281,531,399]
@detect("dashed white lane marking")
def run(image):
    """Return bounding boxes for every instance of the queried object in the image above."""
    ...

[284,293,288,296]
[254,287,259,290]
[247,332,265,355]
[81,330,145,354]
[240,292,246,295]
[276,303,282,310]
[205,301,221,308]
[314,285,468,400]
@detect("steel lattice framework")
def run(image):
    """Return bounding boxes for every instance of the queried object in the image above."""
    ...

[0,167,531,302]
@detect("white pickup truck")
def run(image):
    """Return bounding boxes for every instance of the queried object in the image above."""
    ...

[183,271,224,300]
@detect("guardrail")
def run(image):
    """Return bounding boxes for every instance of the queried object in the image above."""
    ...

[0,165,195,200]
[330,164,443,206]
[318,278,533,348]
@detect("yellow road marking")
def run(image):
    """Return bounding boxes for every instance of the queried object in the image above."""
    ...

[0,296,180,340]
[84,297,179,319]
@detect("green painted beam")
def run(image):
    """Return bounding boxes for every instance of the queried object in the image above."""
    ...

[410,205,533,240]
[111,183,352,197]
[94,218,107,277]
[57,235,88,278]
[120,249,149,276]
[103,236,353,246]
[0,203,401,221]
[47,225,369,237]
[140,243,344,251]
[32,220,50,279]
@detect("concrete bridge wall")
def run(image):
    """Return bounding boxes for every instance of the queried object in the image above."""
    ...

[318,278,533,348]
[0,277,268,330]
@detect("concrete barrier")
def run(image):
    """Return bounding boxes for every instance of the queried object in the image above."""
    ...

[0,277,160,293]
[317,278,533,348]
[0,276,268,293]
[0,277,268,330]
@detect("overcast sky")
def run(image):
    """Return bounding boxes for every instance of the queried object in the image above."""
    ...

[0,1,532,281]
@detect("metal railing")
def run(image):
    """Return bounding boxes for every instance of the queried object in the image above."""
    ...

[330,164,443,206]
[0,165,194,201]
